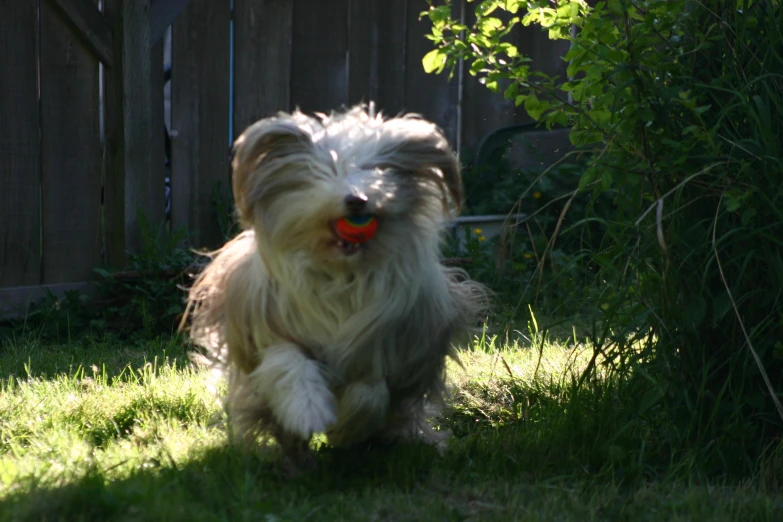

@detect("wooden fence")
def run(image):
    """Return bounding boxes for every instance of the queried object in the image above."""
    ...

[0,0,568,316]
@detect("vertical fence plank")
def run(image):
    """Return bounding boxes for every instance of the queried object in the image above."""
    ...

[171,0,231,249]
[499,24,571,170]
[233,0,293,137]
[103,0,126,268]
[290,0,350,114]
[0,1,41,287]
[39,1,102,284]
[461,15,571,159]
[516,24,570,86]
[151,37,166,228]
[347,0,407,116]
[459,5,528,159]
[460,73,524,160]
[404,0,461,148]
[104,0,161,266]
[120,0,160,254]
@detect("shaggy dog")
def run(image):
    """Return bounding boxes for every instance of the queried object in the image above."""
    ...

[184,104,487,467]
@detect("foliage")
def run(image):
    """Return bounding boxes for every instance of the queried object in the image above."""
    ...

[423,0,783,474]
[451,148,615,324]
[90,218,200,340]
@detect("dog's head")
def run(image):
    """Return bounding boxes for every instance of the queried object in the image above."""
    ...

[231,105,463,271]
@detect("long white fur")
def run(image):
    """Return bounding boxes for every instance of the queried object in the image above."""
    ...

[249,343,337,439]
[185,104,487,455]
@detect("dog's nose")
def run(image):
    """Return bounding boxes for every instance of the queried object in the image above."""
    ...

[344,193,368,214]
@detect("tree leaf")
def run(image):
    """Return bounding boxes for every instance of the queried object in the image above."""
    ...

[422,49,447,74]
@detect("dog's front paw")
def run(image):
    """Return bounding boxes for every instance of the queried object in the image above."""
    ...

[275,384,338,440]
[250,344,338,440]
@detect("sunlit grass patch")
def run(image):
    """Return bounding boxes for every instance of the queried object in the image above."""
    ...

[0,347,221,498]
[1,335,782,521]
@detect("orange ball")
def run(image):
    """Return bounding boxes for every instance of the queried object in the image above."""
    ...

[335,215,378,243]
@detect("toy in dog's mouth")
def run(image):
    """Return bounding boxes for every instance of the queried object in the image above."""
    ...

[333,215,378,256]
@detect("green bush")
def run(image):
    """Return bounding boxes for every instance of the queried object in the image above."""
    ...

[453,142,615,325]
[424,0,783,474]
[89,219,199,340]
[0,218,201,343]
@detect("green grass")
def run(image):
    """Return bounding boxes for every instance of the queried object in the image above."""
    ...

[1,334,782,521]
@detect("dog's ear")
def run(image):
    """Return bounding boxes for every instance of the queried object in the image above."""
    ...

[231,115,314,226]
[377,117,464,216]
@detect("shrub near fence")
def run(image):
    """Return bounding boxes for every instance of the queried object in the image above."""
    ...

[424,0,783,474]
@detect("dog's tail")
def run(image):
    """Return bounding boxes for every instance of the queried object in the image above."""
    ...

[446,266,493,337]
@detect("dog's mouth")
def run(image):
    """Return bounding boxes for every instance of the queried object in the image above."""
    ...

[330,215,378,257]
[334,239,362,256]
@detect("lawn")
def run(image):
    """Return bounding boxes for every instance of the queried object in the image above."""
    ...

[1,333,782,521]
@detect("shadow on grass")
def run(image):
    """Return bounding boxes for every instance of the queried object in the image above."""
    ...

[1,377,630,521]
[0,440,449,521]
[5,430,782,522]
[4,376,780,520]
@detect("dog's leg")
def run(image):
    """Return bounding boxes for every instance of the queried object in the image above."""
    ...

[326,380,389,447]
[268,420,318,476]
[248,343,337,443]
[374,401,452,455]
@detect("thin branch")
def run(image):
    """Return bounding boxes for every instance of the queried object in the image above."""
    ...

[535,188,579,296]
[635,162,731,227]
[711,197,783,423]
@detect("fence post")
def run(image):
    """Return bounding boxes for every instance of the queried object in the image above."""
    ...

[170,0,231,250]
[104,0,163,266]
[0,1,42,287]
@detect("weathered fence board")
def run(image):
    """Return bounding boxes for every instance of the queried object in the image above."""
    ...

[404,0,461,148]
[347,0,407,115]
[103,0,161,266]
[1,0,572,315]
[103,0,127,268]
[460,7,527,159]
[289,0,350,114]
[151,38,166,228]
[0,282,97,319]
[460,74,524,160]
[171,0,231,249]
[460,14,571,160]
[518,23,571,82]
[150,0,192,46]
[48,0,115,68]
[0,1,42,288]
[39,1,103,285]
[233,0,293,136]
[122,0,160,254]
